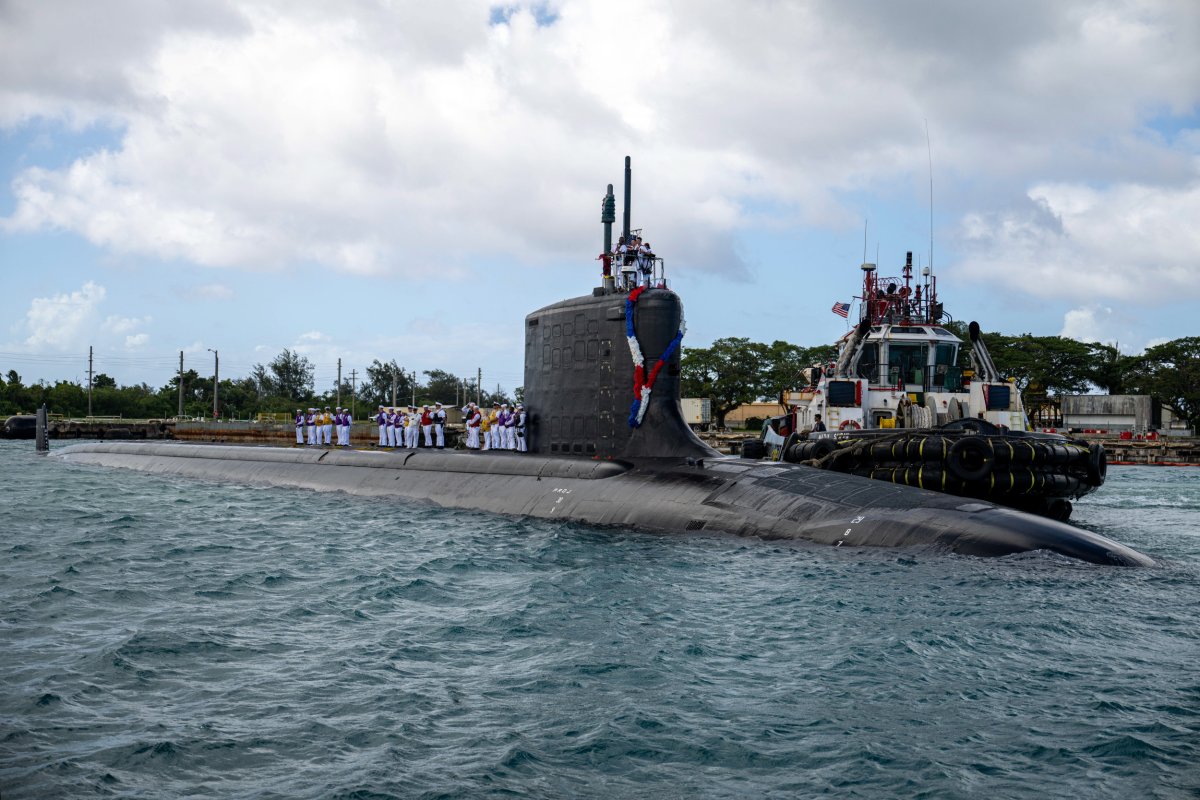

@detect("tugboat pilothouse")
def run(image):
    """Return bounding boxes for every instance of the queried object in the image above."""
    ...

[761,253,1107,521]
[796,252,1025,431]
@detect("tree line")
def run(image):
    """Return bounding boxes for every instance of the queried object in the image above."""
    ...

[680,329,1199,430]
[5,333,1197,432]
[0,349,518,420]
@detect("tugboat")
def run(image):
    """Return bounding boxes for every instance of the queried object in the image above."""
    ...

[758,253,1106,521]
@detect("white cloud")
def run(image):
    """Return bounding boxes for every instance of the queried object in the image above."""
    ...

[1060,306,1116,343]
[102,314,152,334]
[124,332,149,349]
[0,0,1195,285]
[23,281,107,349]
[193,283,234,300]
[956,176,1200,304]
[1140,336,1172,353]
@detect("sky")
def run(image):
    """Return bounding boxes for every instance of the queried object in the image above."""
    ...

[1,0,1197,397]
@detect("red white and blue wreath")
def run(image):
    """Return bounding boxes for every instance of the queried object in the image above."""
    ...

[625,286,686,427]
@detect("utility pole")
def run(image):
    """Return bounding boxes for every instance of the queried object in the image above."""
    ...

[391,372,398,408]
[207,348,219,420]
[177,351,184,417]
[477,367,482,406]
[87,346,94,417]
[411,370,417,407]
[337,358,342,407]
[349,369,357,419]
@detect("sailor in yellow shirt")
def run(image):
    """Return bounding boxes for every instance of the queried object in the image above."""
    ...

[480,404,494,451]
[321,406,334,446]
[487,402,502,450]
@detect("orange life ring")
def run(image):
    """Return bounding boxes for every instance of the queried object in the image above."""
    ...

[839,419,862,430]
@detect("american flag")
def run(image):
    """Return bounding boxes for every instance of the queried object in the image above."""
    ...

[831,301,850,318]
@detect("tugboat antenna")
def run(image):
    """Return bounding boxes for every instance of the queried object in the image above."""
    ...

[925,118,934,275]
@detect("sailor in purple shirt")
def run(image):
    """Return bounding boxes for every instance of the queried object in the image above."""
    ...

[295,408,305,445]
[502,404,517,450]
[376,406,387,447]
[496,404,511,450]
[305,408,317,446]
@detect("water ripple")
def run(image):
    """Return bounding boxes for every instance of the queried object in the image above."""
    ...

[0,445,1197,799]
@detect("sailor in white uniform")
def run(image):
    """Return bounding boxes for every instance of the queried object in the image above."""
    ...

[465,403,481,449]
[305,408,317,446]
[398,410,412,448]
[376,406,387,446]
[638,241,654,286]
[501,403,516,450]
[515,404,528,452]
[433,402,446,449]
[406,406,420,448]
[421,405,433,448]
[386,408,397,448]
[295,409,304,445]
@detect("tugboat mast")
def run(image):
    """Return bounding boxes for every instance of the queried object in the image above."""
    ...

[858,251,941,326]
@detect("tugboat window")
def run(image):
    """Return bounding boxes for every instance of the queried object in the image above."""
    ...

[856,343,879,383]
[889,343,928,388]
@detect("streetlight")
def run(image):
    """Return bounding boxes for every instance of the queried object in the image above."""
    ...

[207,348,219,421]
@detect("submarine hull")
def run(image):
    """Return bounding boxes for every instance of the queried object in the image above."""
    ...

[53,442,1153,567]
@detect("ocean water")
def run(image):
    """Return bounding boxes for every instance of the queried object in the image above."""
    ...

[1,440,1197,799]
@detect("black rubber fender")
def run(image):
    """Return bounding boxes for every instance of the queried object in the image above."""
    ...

[870,441,899,462]
[809,439,837,461]
[940,417,1000,435]
[909,436,948,462]
[741,439,767,460]
[1045,498,1073,521]
[1087,443,1107,486]
[783,440,812,463]
[1007,439,1037,465]
[947,436,995,482]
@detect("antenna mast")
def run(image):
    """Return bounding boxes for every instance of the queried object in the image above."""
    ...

[925,119,934,274]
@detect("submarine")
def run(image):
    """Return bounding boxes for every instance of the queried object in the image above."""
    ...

[53,160,1153,567]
